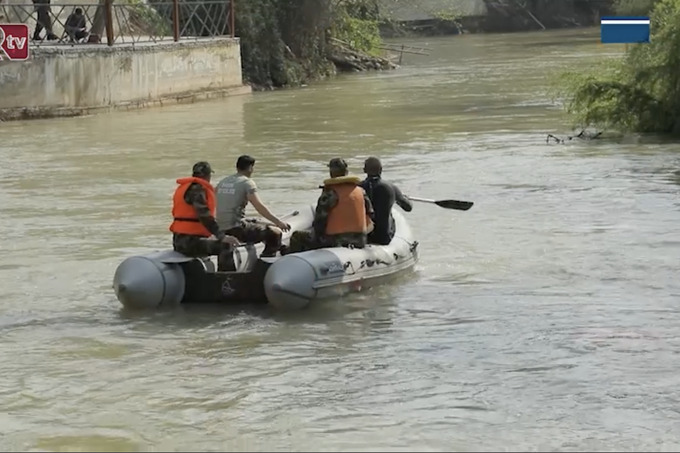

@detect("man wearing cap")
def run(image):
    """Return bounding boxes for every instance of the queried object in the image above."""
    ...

[169,161,241,258]
[288,158,374,253]
[215,155,290,258]
[360,156,413,245]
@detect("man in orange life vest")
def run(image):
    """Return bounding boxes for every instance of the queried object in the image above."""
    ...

[169,161,241,257]
[288,158,374,253]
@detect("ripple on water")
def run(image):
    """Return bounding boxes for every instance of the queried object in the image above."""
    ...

[1,29,680,452]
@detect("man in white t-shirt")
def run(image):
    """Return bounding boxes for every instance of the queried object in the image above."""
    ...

[215,155,290,257]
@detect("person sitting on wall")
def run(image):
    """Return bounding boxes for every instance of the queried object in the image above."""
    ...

[287,158,374,254]
[65,7,88,42]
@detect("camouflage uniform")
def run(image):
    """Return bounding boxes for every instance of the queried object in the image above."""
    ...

[223,219,281,256]
[173,162,231,258]
[287,181,374,254]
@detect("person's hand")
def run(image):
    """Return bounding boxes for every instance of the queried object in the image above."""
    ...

[275,220,291,232]
[221,235,241,247]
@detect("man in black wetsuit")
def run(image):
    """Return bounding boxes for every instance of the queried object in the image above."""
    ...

[360,157,413,245]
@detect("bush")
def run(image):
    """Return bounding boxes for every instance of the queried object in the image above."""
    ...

[234,0,383,89]
[615,0,659,15]
[330,8,382,56]
[122,0,173,37]
[555,0,680,135]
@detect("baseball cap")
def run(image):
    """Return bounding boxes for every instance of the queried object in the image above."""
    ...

[192,161,214,177]
[328,158,348,171]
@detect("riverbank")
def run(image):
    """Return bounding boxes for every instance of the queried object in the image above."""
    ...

[554,0,680,137]
[0,39,249,122]
[0,0,623,122]
[238,0,616,92]
[378,0,615,38]
[0,0,614,122]
[378,12,606,39]
[245,40,398,92]
[234,0,399,91]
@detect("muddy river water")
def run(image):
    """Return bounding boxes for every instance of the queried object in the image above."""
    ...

[1,28,680,451]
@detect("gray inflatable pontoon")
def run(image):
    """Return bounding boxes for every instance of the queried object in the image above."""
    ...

[112,205,419,311]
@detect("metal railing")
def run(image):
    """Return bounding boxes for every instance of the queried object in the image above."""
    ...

[0,0,234,47]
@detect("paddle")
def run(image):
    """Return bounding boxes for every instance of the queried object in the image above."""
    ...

[263,210,299,228]
[315,184,473,211]
[407,196,474,211]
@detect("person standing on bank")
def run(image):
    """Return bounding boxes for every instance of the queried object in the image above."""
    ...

[215,155,290,258]
[360,156,413,245]
[169,161,241,257]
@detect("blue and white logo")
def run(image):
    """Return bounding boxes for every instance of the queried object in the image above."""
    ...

[600,16,650,44]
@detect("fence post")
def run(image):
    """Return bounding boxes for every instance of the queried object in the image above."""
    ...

[172,0,180,41]
[229,0,235,38]
[105,0,114,46]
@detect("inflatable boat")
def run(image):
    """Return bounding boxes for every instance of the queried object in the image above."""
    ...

[112,205,419,311]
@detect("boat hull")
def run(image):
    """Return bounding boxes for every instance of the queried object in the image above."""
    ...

[263,207,418,310]
[112,205,418,310]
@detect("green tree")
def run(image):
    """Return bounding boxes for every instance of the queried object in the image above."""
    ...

[234,0,383,89]
[329,0,382,56]
[555,0,680,135]
[615,0,660,15]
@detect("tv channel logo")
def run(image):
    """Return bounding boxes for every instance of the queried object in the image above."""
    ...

[0,24,30,61]
[600,16,650,44]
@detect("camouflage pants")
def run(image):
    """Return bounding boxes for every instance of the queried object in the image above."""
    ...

[332,232,367,249]
[223,219,282,256]
[286,231,367,254]
[173,233,227,258]
[287,231,318,254]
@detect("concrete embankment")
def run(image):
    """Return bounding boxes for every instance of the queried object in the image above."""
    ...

[0,38,250,121]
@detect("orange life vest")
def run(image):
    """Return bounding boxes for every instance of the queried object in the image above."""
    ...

[323,176,372,236]
[169,177,216,237]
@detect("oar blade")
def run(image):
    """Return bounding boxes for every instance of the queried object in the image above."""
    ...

[434,199,474,210]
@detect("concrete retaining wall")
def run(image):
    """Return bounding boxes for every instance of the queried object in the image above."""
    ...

[0,38,250,120]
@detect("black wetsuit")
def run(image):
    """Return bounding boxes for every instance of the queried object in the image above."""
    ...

[360,175,413,245]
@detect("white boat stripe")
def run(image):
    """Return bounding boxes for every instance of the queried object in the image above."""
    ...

[601,20,650,25]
